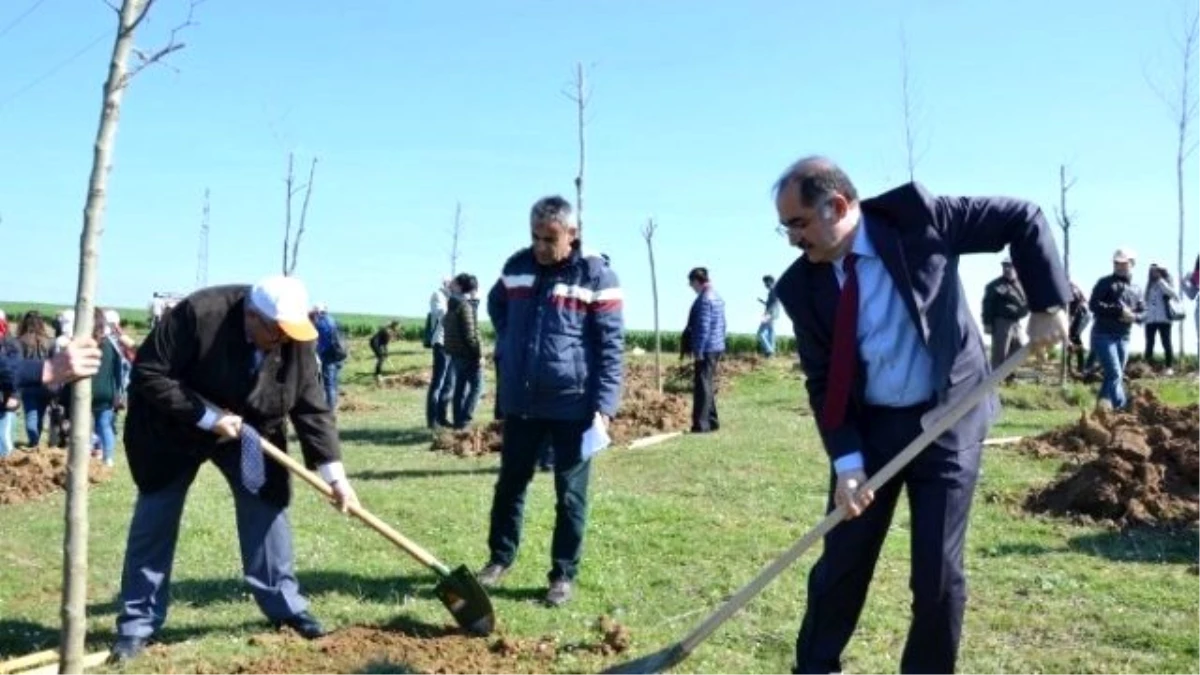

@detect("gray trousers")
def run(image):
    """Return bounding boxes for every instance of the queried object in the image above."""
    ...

[990,317,1024,370]
[116,449,307,638]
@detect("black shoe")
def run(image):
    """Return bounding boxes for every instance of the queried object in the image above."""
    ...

[273,611,327,640]
[108,636,149,664]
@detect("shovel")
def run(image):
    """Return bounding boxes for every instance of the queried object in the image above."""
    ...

[202,398,495,636]
[604,344,1031,673]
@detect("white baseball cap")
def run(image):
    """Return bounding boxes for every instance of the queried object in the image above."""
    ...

[1113,248,1136,263]
[249,275,318,342]
[104,309,120,326]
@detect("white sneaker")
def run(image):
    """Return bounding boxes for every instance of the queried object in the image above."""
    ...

[1164,368,1175,376]
[103,459,114,468]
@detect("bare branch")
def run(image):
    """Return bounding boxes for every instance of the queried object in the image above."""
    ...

[1184,139,1199,160]
[103,0,120,13]
[288,157,317,276]
[121,0,202,85]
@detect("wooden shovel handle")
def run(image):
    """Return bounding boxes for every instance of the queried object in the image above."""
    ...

[195,396,451,576]
[255,432,451,575]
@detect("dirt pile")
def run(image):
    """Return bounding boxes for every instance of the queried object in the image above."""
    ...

[1024,389,1199,527]
[609,387,692,444]
[0,449,113,506]
[189,616,631,674]
[431,421,504,457]
[337,392,382,413]
[380,371,432,389]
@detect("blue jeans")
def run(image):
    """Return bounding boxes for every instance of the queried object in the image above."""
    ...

[1092,332,1130,409]
[450,356,482,429]
[95,408,117,463]
[21,390,48,447]
[426,345,455,427]
[757,321,777,356]
[0,411,14,457]
[320,361,342,411]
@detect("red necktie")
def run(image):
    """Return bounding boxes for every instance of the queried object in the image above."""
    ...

[821,253,859,430]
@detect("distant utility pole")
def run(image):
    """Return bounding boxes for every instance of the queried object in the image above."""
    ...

[196,187,209,288]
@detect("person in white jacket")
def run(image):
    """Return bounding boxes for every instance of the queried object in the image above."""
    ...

[426,278,455,428]
[1143,263,1181,375]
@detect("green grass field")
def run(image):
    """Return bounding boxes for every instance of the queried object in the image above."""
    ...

[0,339,1196,673]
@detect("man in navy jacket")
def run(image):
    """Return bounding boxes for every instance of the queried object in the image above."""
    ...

[479,195,624,607]
[773,157,1069,673]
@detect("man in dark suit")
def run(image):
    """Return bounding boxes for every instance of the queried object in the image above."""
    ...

[773,157,1069,673]
[110,275,360,663]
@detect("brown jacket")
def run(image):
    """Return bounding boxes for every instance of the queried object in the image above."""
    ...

[123,284,339,507]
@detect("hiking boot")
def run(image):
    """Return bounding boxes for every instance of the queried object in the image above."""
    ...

[477,563,509,588]
[545,579,573,607]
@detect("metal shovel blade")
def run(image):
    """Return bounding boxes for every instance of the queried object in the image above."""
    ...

[435,564,496,636]
[601,643,687,674]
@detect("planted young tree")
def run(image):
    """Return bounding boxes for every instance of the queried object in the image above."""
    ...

[64,0,197,670]
[563,62,590,237]
[1054,164,1078,387]
[1147,3,1198,356]
[196,187,209,288]
[898,25,926,182]
[450,201,463,276]
[282,153,318,276]
[642,217,662,394]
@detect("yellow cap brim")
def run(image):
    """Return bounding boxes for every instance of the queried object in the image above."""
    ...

[279,319,318,342]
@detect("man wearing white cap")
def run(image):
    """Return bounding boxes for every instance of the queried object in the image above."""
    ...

[980,257,1029,374]
[1088,248,1145,409]
[110,275,360,664]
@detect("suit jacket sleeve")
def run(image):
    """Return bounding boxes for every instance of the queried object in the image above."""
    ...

[930,194,1071,311]
[288,339,341,467]
[778,270,864,462]
[128,300,208,425]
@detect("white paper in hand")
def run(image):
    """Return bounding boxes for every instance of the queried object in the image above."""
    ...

[581,413,611,461]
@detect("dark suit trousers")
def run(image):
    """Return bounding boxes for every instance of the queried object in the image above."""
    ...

[691,353,720,432]
[488,417,592,582]
[116,447,307,638]
[795,403,981,674]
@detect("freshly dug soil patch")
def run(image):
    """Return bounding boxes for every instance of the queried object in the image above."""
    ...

[338,392,382,413]
[0,449,113,506]
[188,616,631,674]
[431,421,504,457]
[1023,389,1199,527]
[380,371,433,389]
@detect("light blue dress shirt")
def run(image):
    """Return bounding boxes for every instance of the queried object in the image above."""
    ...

[831,216,935,474]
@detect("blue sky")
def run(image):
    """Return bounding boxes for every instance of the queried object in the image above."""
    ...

[1,0,1197,351]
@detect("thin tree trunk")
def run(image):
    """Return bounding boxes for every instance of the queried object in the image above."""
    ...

[282,152,294,275]
[288,157,317,276]
[1178,124,1187,359]
[62,0,147,670]
[1059,164,1070,388]
[574,62,585,238]
[643,218,661,394]
[450,201,462,276]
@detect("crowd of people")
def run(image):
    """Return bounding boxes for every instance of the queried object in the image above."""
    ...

[0,307,135,462]
[979,248,1198,408]
[2,155,1197,672]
